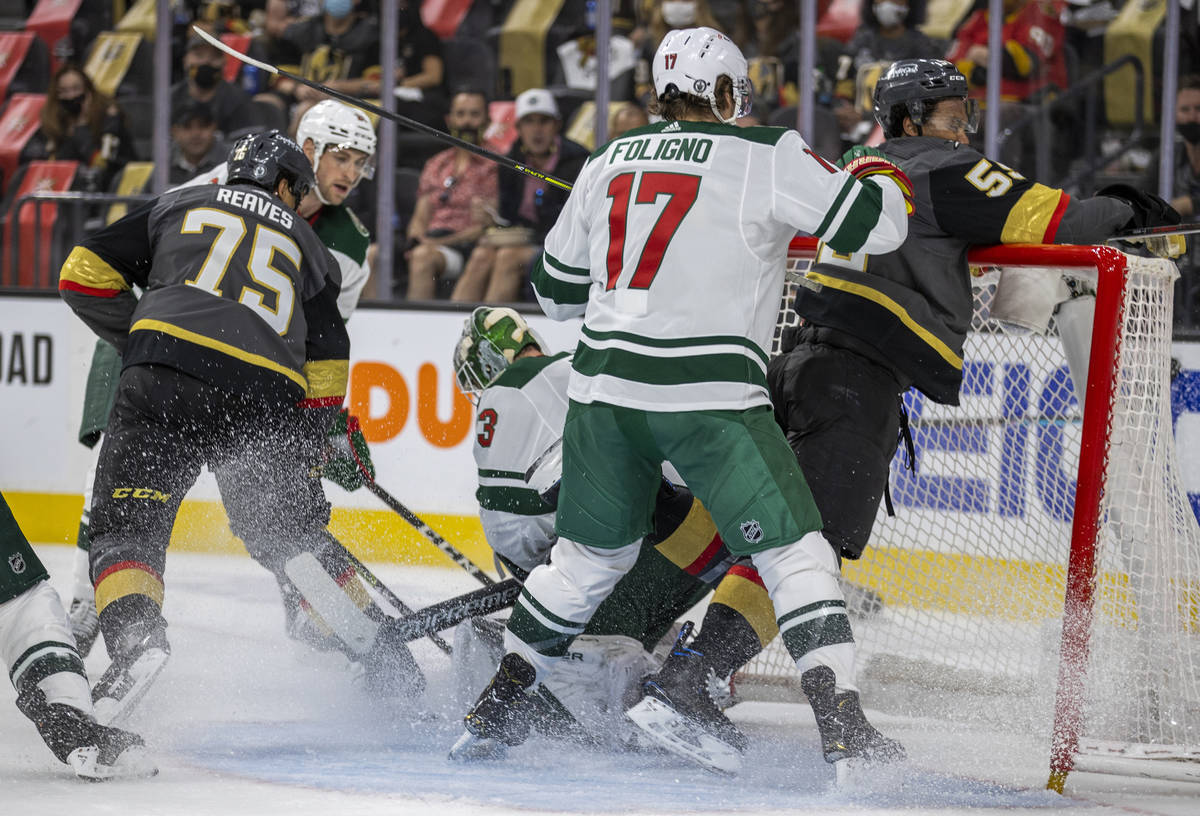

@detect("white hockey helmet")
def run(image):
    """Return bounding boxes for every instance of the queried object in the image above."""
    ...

[296,100,378,180]
[653,27,752,124]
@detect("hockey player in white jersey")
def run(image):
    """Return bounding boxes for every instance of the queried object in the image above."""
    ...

[454,27,911,776]
[451,306,779,769]
[1,492,154,780]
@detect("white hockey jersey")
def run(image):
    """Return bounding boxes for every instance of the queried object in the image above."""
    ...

[174,162,370,320]
[473,352,573,573]
[533,120,909,412]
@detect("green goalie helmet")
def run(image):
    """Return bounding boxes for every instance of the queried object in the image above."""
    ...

[453,306,542,399]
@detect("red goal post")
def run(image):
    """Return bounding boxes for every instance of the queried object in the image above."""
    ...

[747,237,1200,788]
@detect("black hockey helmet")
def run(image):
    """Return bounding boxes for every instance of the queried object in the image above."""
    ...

[873,59,977,138]
[226,130,316,203]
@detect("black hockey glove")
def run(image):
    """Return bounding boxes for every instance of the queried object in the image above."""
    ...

[1096,183,1182,232]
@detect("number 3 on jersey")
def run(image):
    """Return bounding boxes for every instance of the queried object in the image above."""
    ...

[476,408,498,447]
[605,171,701,290]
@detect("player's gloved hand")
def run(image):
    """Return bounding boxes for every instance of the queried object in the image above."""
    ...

[1096,183,1182,232]
[321,408,375,491]
[838,145,915,215]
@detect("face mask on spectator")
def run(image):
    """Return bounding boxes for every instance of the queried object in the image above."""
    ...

[661,1,698,26]
[1178,121,1200,145]
[874,1,907,27]
[59,95,84,117]
[450,125,484,145]
[190,63,221,90]
[324,0,354,20]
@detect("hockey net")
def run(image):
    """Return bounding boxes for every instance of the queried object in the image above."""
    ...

[739,237,1200,784]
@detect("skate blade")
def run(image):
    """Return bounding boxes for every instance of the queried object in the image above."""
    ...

[447,730,509,763]
[67,745,158,781]
[92,648,170,727]
[625,697,743,776]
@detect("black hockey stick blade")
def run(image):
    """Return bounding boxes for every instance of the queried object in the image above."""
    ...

[191,26,573,192]
[388,578,522,643]
[364,479,495,587]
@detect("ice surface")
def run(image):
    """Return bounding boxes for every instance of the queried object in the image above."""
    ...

[3,547,1198,816]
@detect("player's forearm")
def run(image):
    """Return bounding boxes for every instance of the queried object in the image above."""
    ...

[1052,196,1134,245]
[531,252,588,321]
[58,246,138,351]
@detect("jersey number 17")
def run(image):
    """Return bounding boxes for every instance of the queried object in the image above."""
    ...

[604,171,701,291]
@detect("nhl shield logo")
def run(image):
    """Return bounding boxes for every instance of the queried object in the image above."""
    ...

[8,553,26,574]
[740,520,764,545]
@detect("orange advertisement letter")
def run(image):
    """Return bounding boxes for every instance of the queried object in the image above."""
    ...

[350,361,409,443]
[417,362,472,448]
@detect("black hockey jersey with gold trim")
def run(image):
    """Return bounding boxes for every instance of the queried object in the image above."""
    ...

[791,136,1132,404]
[59,183,348,406]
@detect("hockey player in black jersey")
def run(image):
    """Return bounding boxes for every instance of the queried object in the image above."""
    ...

[626,59,1180,778]
[57,131,357,725]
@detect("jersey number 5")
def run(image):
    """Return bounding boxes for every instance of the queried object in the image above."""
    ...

[605,171,701,290]
[182,207,300,335]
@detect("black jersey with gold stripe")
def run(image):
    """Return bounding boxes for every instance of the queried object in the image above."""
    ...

[791,136,1132,405]
[60,183,349,406]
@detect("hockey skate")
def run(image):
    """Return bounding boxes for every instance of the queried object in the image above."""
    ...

[67,596,101,658]
[448,652,536,762]
[800,665,905,784]
[16,687,157,781]
[91,627,171,726]
[625,622,746,775]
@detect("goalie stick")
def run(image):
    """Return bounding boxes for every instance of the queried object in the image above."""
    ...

[364,479,496,587]
[190,26,572,192]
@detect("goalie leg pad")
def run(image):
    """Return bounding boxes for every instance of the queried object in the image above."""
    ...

[284,551,379,655]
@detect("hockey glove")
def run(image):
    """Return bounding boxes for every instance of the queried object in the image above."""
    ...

[321,408,375,491]
[1096,183,1182,232]
[838,145,915,215]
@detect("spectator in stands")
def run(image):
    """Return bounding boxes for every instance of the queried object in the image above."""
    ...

[946,0,1068,173]
[844,0,941,71]
[168,102,226,186]
[609,102,649,138]
[551,8,638,99]
[632,1,727,103]
[1141,75,1200,328]
[404,89,499,300]
[272,0,378,116]
[947,0,1068,102]
[21,63,135,192]
[171,34,254,138]
[451,89,588,303]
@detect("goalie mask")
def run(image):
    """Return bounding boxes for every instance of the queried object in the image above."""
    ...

[453,307,543,400]
[653,27,753,124]
[296,100,378,202]
[873,58,978,138]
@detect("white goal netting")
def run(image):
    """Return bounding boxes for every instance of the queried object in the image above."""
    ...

[743,240,1200,776]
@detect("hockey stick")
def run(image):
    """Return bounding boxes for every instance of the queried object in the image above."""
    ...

[1109,220,1200,240]
[384,578,522,644]
[321,530,452,654]
[363,479,496,587]
[190,26,573,192]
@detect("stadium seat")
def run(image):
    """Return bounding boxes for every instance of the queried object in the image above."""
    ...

[483,100,517,154]
[0,93,47,197]
[105,161,154,224]
[115,0,156,39]
[0,32,51,102]
[421,0,474,40]
[0,160,80,288]
[85,31,153,98]
[118,94,154,160]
